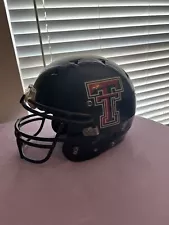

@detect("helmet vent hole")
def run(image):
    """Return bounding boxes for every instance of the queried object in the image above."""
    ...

[99,59,106,64]
[125,72,129,78]
[71,59,79,65]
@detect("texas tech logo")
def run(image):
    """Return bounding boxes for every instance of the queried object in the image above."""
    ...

[85,78,124,128]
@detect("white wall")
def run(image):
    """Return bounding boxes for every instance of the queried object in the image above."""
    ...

[0,1,25,123]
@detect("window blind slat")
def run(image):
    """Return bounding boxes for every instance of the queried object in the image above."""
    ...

[10,7,169,22]
[7,0,169,10]
[137,94,169,109]
[12,16,169,35]
[18,43,169,69]
[14,24,169,47]
[142,108,169,120]
[156,118,169,125]
[148,112,169,123]
[138,101,169,115]
[136,87,169,102]
[133,72,169,87]
[16,33,169,58]
[129,65,169,79]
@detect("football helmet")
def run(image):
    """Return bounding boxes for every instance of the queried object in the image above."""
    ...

[15,56,136,163]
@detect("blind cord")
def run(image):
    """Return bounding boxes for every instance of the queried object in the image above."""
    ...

[42,0,53,64]
[98,4,102,55]
[33,0,46,67]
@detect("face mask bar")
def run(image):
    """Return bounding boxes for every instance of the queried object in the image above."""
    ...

[15,114,65,164]
[15,95,96,164]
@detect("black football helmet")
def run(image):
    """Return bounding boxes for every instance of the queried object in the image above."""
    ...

[15,56,136,163]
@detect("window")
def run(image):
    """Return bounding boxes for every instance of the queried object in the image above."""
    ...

[5,0,169,124]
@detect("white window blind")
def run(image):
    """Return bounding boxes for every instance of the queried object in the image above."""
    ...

[6,0,169,124]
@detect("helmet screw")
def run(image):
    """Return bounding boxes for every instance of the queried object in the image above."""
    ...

[73,146,79,155]
[87,100,93,107]
[94,148,98,152]
[111,142,115,147]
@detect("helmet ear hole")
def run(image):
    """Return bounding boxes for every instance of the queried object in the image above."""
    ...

[51,120,68,134]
